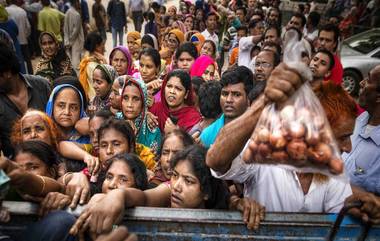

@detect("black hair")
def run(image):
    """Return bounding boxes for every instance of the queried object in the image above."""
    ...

[191,76,205,96]
[84,31,103,52]
[291,12,306,28]
[139,47,161,69]
[175,42,198,60]
[166,69,192,93]
[89,109,113,121]
[98,118,136,153]
[308,11,320,28]
[236,7,247,16]
[160,5,166,12]
[198,81,222,119]
[141,35,155,49]
[151,2,161,12]
[106,153,148,190]
[53,75,88,110]
[94,65,114,84]
[248,80,266,103]
[261,43,281,66]
[14,140,58,177]
[298,4,305,13]
[248,19,262,29]
[147,11,155,22]
[251,9,265,21]
[236,25,248,34]
[318,24,340,49]
[41,0,50,6]
[156,129,194,162]
[170,145,230,209]
[314,48,335,70]
[264,25,281,39]
[0,41,20,74]
[220,66,254,95]
[205,12,218,21]
[69,0,78,6]
[202,40,217,56]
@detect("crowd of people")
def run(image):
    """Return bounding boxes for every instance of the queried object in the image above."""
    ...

[0,0,380,240]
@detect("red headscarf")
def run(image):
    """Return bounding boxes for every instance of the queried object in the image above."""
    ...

[149,71,201,133]
[190,55,216,78]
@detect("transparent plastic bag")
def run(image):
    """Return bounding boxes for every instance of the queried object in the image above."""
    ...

[243,29,345,178]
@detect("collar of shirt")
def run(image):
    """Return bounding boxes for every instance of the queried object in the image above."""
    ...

[356,111,380,146]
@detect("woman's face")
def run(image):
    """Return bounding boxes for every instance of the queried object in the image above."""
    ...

[184,17,193,31]
[168,8,176,16]
[111,50,129,75]
[15,152,52,177]
[53,88,81,130]
[109,80,122,110]
[122,84,143,120]
[139,55,158,83]
[189,5,195,15]
[200,42,214,57]
[167,33,179,51]
[21,115,52,145]
[196,10,204,20]
[102,160,136,193]
[202,64,215,81]
[165,76,188,110]
[160,135,184,178]
[177,52,195,73]
[93,69,112,98]
[170,159,205,209]
[127,36,137,54]
[99,128,130,168]
[40,34,58,58]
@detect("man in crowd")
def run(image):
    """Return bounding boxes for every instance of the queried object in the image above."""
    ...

[285,12,306,33]
[309,49,335,87]
[238,19,264,68]
[201,12,219,48]
[254,49,279,82]
[200,66,253,148]
[128,0,144,32]
[38,0,65,42]
[0,42,51,157]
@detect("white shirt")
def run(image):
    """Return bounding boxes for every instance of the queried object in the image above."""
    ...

[201,29,219,48]
[238,36,256,68]
[6,4,31,45]
[211,144,352,213]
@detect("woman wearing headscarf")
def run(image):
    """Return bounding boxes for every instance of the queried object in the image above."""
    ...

[141,34,159,50]
[190,55,220,81]
[160,29,184,65]
[45,84,90,144]
[35,32,76,84]
[190,32,205,53]
[127,31,142,61]
[109,46,134,76]
[119,76,161,154]
[172,20,186,33]
[89,64,118,113]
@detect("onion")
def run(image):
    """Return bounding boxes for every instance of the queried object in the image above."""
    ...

[312,143,333,164]
[306,130,319,146]
[254,153,264,163]
[243,140,258,164]
[258,143,271,158]
[271,151,289,163]
[286,139,307,162]
[257,128,270,143]
[269,130,287,149]
[280,105,296,122]
[289,122,306,139]
[297,108,312,123]
[329,158,344,174]
[314,116,325,130]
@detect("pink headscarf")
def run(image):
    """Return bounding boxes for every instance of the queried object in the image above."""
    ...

[190,55,216,78]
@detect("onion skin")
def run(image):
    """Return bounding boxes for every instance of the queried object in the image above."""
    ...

[313,143,333,164]
[269,130,287,149]
[258,143,271,158]
[306,131,320,146]
[289,122,306,139]
[280,105,296,122]
[243,140,258,164]
[314,116,325,130]
[257,128,270,143]
[271,151,289,163]
[286,139,308,162]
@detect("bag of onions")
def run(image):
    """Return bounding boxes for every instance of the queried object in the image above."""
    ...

[242,29,345,177]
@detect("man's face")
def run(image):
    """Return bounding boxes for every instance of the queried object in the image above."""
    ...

[309,52,332,81]
[316,30,337,52]
[255,51,275,82]
[220,83,249,120]
[250,21,265,36]
[358,66,380,111]
[286,16,302,31]
[264,28,280,44]
[268,9,279,24]
[236,29,247,43]
[206,15,217,31]
[236,9,245,23]
[248,0,256,8]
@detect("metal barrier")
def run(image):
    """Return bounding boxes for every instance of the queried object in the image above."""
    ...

[1,201,380,240]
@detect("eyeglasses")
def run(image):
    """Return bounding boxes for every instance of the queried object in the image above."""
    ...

[255,62,272,68]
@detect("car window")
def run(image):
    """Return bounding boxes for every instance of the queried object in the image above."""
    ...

[345,29,380,55]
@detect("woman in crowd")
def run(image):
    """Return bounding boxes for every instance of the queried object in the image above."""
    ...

[200,40,217,60]
[45,84,90,144]
[184,14,194,32]
[194,8,206,32]
[175,42,198,73]
[79,31,107,100]
[160,29,184,65]
[109,75,127,115]
[109,46,134,76]
[35,32,76,84]
[167,5,177,18]
[190,55,220,81]
[150,129,194,185]
[172,20,186,33]
[120,77,162,154]
[70,145,264,236]
[89,64,118,113]
[190,32,205,53]
[190,76,205,110]
[141,34,159,50]
[127,31,142,63]
[150,69,201,133]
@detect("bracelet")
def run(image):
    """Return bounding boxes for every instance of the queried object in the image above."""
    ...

[62,172,73,186]
[37,175,46,196]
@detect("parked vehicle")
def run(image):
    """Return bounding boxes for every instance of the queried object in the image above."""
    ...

[341,28,380,95]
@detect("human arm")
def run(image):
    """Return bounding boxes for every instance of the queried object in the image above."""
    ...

[58,172,90,208]
[229,195,265,230]
[346,191,380,224]
[39,192,72,216]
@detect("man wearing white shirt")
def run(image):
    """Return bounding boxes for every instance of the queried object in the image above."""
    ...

[6,0,32,74]
[201,12,219,48]
[238,19,264,68]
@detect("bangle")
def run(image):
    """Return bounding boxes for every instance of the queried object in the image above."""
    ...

[37,175,46,196]
[62,172,73,186]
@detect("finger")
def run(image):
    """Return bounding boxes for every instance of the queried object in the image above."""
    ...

[93,158,100,175]
[274,80,295,98]
[265,88,288,104]
[254,202,261,230]
[243,201,249,223]
[101,216,114,234]
[97,226,129,241]
[127,233,138,241]
[70,211,90,235]
[79,187,89,205]
[70,188,82,209]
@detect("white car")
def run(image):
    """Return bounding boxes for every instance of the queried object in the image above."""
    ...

[341,28,380,95]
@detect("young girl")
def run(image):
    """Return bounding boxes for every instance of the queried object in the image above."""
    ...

[89,64,118,113]
[70,145,264,235]
[150,69,201,133]
[109,46,134,76]
[120,78,162,154]
[200,40,217,59]
[190,55,220,81]
[150,129,194,185]
[175,42,198,73]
